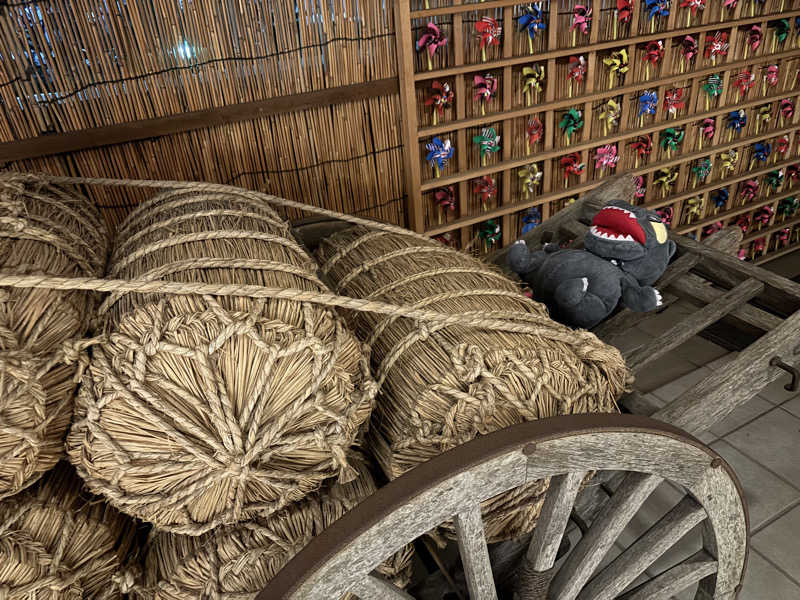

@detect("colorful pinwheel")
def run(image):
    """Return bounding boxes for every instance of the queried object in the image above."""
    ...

[776,227,792,247]
[417,22,448,71]
[571,5,592,44]
[567,55,587,98]
[645,0,670,26]
[561,152,586,186]
[521,207,542,234]
[425,81,454,126]
[734,71,756,99]
[473,74,497,115]
[726,109,747,140]
[751,237,766,258]
[780,99,795,124]
[755,104,771,135]
[603,50,628,89]
[769,19,790,53]
[663,88,685,118]
[522,65,545,106]
[479,219,501,252]
[720,149,739,175]
[434,186,456,224]
[680,36,698,72]
[755,205,774,227]
[698,117,715,150]
[765,170,784,195]
[723,0,738,13]
[643,40,664,81]
[735,213,752,233]
[518,163,543,199]
[594,144,619,170]
[776,135,791,159]
[704,32,729,64]
[702,221,723,237]
[475,17,502,62]
[711,188,729,212]
[655,168,678,198]
[599,99,621,136]
[656,206,673,226]
[518,3,547,54]
[526,117,544,154]
[778,196,799,219]
[765,64,779,93]
[473,175,497,211]
[692,158,712,186]
[745,25,762,59]
[634,175,646,202]
[660,127,684,157]
[685,196,705,223]
[702,74,723,110]
[559,108,583,145]
[638,90,658,126]
[426,137,454,177]
[472,127,500,166]
[752,142,771,165]
[680,0,704,26]
[787,165,800,187]
[630,134,653,168]
[740,180,759,204]
[615,0,633,38]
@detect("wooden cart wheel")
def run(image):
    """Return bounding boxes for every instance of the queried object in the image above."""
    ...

[259,414,747,600]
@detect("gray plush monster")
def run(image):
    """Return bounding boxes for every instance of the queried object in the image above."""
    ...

[508,201,677,329]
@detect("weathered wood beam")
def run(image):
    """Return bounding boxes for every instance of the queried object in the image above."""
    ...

[0,78,399,162]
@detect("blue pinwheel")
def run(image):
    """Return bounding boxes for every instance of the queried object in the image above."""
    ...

[711,188,729,209]
[645,0,671,18]
[726,110,747,134]
[638,90,658,117]
[425,137,454,177]
[518,3,547,53]
[753,142,771,163]
[521,206,542,234]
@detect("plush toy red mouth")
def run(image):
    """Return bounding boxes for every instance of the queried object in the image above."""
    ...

[589,206,646,245]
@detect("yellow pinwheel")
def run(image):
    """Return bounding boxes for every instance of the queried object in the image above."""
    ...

[655,168,678,198]
[518,163,542,199]
[522,65,545,106]
[685,196,705,223]
[719,149,738,176]
[599,99,621,136]
[755,104,771,135]
[602,49,629,89]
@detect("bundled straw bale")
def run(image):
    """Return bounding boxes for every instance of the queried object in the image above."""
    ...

[0,461,138,599]
[67,189,376,534]
[136,456,413,600]
[0,173,109,499]
[317,227,631,541]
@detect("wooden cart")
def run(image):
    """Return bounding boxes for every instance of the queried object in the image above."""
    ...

[261,179,800,600]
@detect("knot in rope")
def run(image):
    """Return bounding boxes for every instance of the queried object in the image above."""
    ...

[112,567,140,594]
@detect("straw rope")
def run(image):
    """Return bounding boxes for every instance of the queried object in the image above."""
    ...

[0,173,109,500]
[0,461,138,600]
[135,456,413,600]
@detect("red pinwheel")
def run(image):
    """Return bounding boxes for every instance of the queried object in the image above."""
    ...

[747,25,762,55]
[777,135,791,156]
[740,180,759,203]
[656,206,673,226]
[680,36,698,67]
[417,22,448,71]
[473,175,497,211]
[680,0,705,16]
[568,55,587,83]
[560,152,585,180]
[735,213,751,233]
[475,16,501,61]
[473,74,497,115]
[644,40,665,64]
[755,205,774,228]
[704,32,728,63]
[617,0,633,23]
[787,164,800,185]
[780,99,795,122]
[752,237,766,257]
[425,81,454,125]
[434,186,456,224]
[765,64,779,89]
[663,88,685,118]
[630,134,653,168]
[734,71,756,96]
[702,221,723,237]
[526,117,544,153]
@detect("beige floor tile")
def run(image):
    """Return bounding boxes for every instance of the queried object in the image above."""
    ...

[709,396,774,438]
[710,440,800,531]
[650,366,713,404]
[737,551,800,600]
[634,354,699,393]
[636,301,698,338]
[726,409,800,484]
[675,336,729,367]
[752,506,800,581]
[757,377,800,405]
[780,396,800,419]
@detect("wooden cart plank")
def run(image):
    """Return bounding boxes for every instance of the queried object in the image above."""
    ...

[618,551,718,600]
[624,279,765,371]
[351,574,416,600]
[454,503,499,600]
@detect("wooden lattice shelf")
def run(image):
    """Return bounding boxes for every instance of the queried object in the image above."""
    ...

[395,0,800,262]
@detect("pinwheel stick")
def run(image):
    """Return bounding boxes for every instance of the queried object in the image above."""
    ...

[772,32,777,54]
[613,12,618,40]
[705,95,709,111]
[481,47,487,63]
[434,164,440,178]
[650,18,655,34]
[686,11,691,27]
[635,156,639,169]
[698,135,703,151]
[528,35,534,55]
[568,80,572,99]
[608,72,614,89]
[645,63,650,81]
[572,30,576,48]
[432,107,438,126]
[427,53,433,71]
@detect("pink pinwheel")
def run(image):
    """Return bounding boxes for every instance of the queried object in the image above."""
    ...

[417,22,448,71]
[740,180,759,203]
[664,88,685,117]
[752,238,766,256]
[765,64,779,88]
[748,25,762,53]
[755,205,774,228]
[473,74,497,115]
[656,206,673,226]
[777,227,792,246]
[571,5,592,35]
[704,32,728,63]
[780,98,795,121]
[701,117,716,139]
[475,17,501,61]
[680,36,698,64]
[526,117,544,151]
[594,144,619,170]
[702,221,723,237]
[634,175,646,201]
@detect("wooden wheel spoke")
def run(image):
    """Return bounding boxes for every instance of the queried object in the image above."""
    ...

[578,495,708,600]
[618,550,718,600]
[454,503,498,600]
[547,472,663,600]
[351,574,417,599]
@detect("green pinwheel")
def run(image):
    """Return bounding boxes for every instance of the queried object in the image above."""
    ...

[778,196,798,219]
[702,74,722,110]
[472,127,501,166]
[692,158,712,187]
[769,19,790,52]
[479,219,501,252]
[765,170,784,195]
[660,127,684,158]
[559,108,583,146]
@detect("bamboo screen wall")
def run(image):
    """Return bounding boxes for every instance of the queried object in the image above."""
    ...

[0,1,405,230]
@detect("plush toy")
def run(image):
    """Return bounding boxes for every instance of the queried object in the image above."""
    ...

[508,200,676,328]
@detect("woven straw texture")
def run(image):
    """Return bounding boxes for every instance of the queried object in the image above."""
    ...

[67,189,377,535]
[0,461,138,600]
[0,173,108,500]
[317,226,631,542]
[136,455,412,600]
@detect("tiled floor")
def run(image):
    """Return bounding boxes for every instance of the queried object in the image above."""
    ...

[622,338,800,599]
